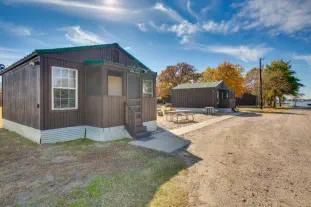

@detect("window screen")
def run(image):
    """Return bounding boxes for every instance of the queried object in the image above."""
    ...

[52,66,78,110]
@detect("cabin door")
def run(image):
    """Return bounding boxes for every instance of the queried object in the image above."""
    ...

[128,74,141,99]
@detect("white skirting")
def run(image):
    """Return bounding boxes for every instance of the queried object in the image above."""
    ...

[3,119,41,143]
[3,120,162,144]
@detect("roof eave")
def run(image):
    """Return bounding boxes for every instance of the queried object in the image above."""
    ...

[0,52,38,76]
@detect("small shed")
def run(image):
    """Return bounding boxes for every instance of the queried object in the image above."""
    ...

[172,81,235,108]
[236,93,258,106]
[0,43,157,143]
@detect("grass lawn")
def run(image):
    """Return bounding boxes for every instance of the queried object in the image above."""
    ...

[239,107,291,114]
[0,129,187,207]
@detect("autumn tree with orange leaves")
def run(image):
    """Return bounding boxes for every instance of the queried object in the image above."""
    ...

[157,62,202,100]
[202,61,245,97]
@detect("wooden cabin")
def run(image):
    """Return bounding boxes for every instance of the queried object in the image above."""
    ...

[0,43,157,143]
[172,81,235,109]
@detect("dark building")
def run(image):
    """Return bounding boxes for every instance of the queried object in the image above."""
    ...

[0,43,157,143]
[172,81,235,109]
[236,93,258,106]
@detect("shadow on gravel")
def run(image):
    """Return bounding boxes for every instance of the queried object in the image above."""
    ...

[237,112,263,117]
[239,111,306,116]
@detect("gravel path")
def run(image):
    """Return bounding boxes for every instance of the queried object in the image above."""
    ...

[178,109,311,206]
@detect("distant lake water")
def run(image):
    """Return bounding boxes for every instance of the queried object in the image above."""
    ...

[285,101,311,107]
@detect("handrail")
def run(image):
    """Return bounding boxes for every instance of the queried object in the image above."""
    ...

[125,102,136,137]
[125,102,136,113]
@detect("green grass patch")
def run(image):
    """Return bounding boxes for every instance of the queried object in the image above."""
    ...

[56,138,95,146]
[0,129,38,147]
[35,155,185,207]
[108,138,132,144]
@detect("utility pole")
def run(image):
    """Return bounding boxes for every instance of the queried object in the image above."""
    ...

[259,58,263,109]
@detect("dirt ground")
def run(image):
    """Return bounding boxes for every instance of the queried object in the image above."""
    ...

[155,112,230,134]
[176,109,311,206]
[0,131,184,207]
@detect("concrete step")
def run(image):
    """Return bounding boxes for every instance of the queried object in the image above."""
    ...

[136,125,147,133]
[135,131,152,139]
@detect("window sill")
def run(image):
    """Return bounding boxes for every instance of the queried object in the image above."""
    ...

[51,108,79,112]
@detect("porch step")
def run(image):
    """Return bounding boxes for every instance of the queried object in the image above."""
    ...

[135,131,152,139]
[136,125,147,133]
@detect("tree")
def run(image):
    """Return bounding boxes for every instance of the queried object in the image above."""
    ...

[266,60,304,97]
[263,70,291,108]
[202,61,245,97]
[157,62,201,99]
[292,93,305,107]
[265,60,304,107]
[244,67,260,96]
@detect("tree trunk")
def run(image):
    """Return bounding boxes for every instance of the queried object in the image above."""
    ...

[279,96,282,107]
[273,91,277,108]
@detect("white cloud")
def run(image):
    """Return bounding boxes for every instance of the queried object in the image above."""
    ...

[0,47,20,52]
[180,35,191,44]
[202,20,239,34]
[191,44,272,62]
[7,0,145,23]
[137,23,147,32]
[236,0,311,35]
[168,21,200,44]
[148,21,169,32]
[0,47,25,66]
[0,20,31,36]
[124,46,133,50]
[293,54,311,65]
[60,26,105,45]
[153,2,184,22]
[169,20,199,37]
[186,0,200,20]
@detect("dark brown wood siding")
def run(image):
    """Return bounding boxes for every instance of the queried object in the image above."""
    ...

[44,46,147,70]
[236,93,257,106]
[84,64,128,128]
[102,96,126,128]
[40,55,85,130]
[172,88,216,108]
[2,59,40,129]
[142,98,157,122]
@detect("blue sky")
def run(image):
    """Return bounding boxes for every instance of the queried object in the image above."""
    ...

[0,0,311,98]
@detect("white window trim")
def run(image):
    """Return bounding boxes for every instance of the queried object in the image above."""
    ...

[143,80,153,97]
[51,66,78,110]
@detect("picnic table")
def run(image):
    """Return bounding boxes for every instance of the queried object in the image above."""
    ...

[166,110,195,123]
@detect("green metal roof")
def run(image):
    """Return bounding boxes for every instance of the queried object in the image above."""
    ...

[1,43,152,75]
[173,81,222,89]
[35,43,118,54]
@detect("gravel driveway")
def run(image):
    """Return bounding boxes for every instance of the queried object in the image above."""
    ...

[178,109,311,206]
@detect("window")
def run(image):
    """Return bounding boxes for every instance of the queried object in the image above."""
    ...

[223,91,229,99]
[52,66,78,110]
[143,80,153,97]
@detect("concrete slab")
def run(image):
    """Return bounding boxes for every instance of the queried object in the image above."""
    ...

[130,112,242,153]
[170,113,242,136]
[129,132,191,153]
